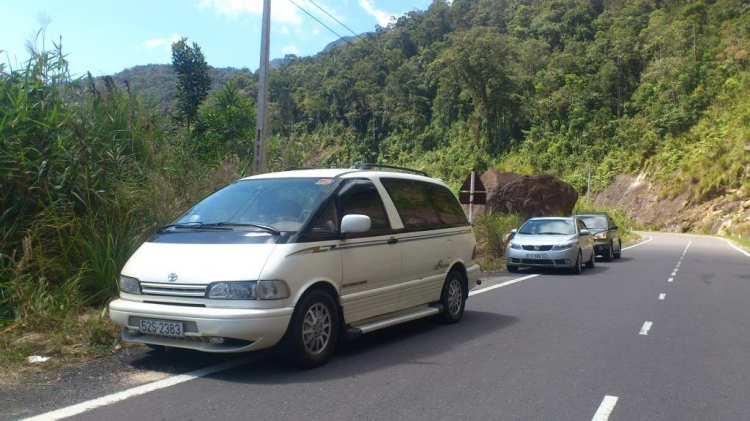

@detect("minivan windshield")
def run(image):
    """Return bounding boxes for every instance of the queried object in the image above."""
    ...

[578,215,607,230]
[518,219,576,235]
[170,178,335,233]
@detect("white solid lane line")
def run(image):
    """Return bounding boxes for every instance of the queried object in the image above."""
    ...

[622,236,653,250]
[469,274,540,296]
[668,278,673,283]
[725,239,750,258]
[21,356,254,421]
[591,395,619,421]
[639,321,653,336]
[659,293,666,300]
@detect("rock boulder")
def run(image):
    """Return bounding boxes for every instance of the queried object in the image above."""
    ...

[483,170,578,218]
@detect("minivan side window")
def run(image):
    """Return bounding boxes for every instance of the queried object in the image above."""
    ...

[340,181,391,233]
[425,184,469,225]
[381,178,442,230]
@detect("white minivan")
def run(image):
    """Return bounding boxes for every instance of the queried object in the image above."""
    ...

[109,165,480,367]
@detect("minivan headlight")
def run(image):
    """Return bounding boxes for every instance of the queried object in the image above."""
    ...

[119,275,141,294]
[552,243,574,251]
[508,242,522,250]
[205,281,290,300]
[207,281,257,300]
[257,280,290,300]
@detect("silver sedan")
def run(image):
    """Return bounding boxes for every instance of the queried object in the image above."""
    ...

[506,217,595,274]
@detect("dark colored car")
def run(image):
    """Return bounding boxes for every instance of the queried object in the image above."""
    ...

[573,213,622,261]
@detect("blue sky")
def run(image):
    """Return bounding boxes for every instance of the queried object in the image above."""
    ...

[1,0,431,76]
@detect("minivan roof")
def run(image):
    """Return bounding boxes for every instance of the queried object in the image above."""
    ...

[241,169,448,186]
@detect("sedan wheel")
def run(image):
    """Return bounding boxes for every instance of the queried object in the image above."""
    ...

[614,241,622,259]
[585,249,596,269]
[571,250,583,274]
[603,242,613,262]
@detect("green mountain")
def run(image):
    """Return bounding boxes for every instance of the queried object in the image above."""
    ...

[109,0,748,233]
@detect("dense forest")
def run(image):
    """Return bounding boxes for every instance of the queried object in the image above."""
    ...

[115,0,749,196]
[1,0,748,354]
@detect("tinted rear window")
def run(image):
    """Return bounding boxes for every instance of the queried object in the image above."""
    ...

[381,178,466,229]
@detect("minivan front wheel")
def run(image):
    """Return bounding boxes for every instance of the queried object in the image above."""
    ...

[283,289,340,368]
[439,270,466,324]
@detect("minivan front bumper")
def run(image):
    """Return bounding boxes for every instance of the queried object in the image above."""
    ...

[109,299,293,353]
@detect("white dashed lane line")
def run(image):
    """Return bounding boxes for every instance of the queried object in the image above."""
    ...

[591,395,619,421]
[668,277,673,283]
[659,293,665,301]
[639,321,653,336]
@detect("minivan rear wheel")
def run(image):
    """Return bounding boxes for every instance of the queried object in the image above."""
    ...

[438,270,466,324]
[282,289,340,368]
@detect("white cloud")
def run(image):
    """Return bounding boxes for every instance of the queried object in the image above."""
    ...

[282,44,300,55]
[198,0,345,27]
[311,27,320,37]
[199,0,302,25]
[358,0,392,27]
[141,34,181,52]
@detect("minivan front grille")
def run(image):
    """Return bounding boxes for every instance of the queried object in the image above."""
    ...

[140,282,207,298]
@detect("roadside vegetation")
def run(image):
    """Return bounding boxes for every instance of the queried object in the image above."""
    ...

[2,0,748,368]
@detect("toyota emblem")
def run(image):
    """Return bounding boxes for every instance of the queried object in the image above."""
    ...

[168,273,178,282]
[534,246,540,251]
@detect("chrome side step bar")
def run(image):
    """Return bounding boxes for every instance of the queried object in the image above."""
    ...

[344,304,444,339]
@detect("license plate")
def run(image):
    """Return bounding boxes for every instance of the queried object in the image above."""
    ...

[526,254,548,259]
[139,319,184,337]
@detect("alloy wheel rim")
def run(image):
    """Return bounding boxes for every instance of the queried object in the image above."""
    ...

[447,279,462,314]
[302,303,331,355]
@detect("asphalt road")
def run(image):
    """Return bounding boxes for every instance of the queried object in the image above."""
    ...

[7,232,750,421]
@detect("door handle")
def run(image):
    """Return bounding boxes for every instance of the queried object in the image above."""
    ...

[387,237,399,245]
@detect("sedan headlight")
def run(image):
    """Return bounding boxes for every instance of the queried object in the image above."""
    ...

[552,243,575,251]
[206,280,290,300]
[508,242,522,250]
[594,232,608,240]
[119,275,141,294]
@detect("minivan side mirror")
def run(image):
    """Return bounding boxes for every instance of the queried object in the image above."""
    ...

[579,229,591,236]
[341,214,371,234]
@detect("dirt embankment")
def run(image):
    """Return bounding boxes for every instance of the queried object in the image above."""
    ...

[594,173,750,236]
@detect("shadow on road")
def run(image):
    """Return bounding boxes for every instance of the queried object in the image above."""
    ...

[127,310,518,384]
[512,265,611,277]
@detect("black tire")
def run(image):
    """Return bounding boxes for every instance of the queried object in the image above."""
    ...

[585,249,596,269]
[282,289,340,369]
[507,265,519,273]
[614,240,622,259]
[438,270,466,324]
[570,250,583,274]
[603,242,613,262]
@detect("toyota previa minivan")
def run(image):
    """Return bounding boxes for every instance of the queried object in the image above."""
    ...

[109,165,480,367]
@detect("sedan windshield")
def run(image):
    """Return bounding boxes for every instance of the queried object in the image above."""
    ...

[518,219,576,235]
[170,178,335,233]
[578,215,607,230]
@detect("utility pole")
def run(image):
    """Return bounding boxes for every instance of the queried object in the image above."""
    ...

[587,168,591,208]
[253,0,271,175]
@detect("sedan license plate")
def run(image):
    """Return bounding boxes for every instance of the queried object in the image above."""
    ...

[526,253,548,259]
[139,319,184,337]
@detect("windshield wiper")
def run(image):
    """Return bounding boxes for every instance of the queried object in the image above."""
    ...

[204,222,281,236]
[156,222,232,233]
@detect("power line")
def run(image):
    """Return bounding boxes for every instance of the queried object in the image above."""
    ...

[285,0,360,51]
[305,0,379,52]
